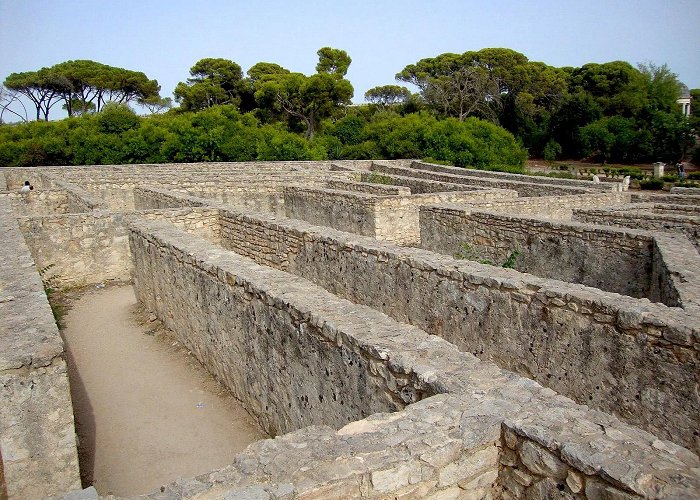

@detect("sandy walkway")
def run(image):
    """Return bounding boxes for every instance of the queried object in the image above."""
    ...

[61,285,266,496]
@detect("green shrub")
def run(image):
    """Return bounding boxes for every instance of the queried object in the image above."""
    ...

[543,139,562,161]
[639,178,664,190]
[364,172,394,185]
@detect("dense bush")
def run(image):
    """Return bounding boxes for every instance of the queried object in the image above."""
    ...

[0,107,526,169]
[639,178,664,190]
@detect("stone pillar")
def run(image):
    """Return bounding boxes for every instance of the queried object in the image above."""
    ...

[653,162,665,178]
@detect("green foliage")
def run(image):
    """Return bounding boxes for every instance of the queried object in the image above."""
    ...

[501,250,520,269]
[316,47,352,77]
[174,58,244,111]
[542,139,562,160]
[454,243,520,268]
[364,85,412,106]
[639,178,664,190]
[38,264,66,328]
[364,172,395,185]
[97,103,140,134]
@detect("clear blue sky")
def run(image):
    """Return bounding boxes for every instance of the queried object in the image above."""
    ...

[1,0,698,115]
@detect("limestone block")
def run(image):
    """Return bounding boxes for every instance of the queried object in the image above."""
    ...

[437,447,498,487]
[518,440,569,479]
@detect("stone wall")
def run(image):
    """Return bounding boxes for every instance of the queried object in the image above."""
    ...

[284,186,519,246]
[129,220,441,437]
[418,205,656,299]
[47,179,109,212]
[133,187,209,210]
[3,168,51,190]
[452,192,630,220]
[216,207,700,452]
[2,190,72,216]
[0,197,81,499]
[325,179,411,196]
[630,192,700,205]
[284,186,379,239]
[410,160,614,191]
[130,218,700,499]
[670,186,700,195]
[573,204,700,250]
[652,233,700,313]
[360,170,478,194]
[17,208,220,287]
[369,162,599,197]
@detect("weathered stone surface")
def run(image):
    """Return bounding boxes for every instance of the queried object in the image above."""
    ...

[437,447,498,487]
[518,440,569,479]
[0,197,81,499]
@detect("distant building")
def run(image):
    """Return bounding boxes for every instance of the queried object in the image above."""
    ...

[677,88,691,116]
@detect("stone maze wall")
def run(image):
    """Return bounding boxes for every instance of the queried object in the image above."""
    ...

[442,192,630,220]
[215,204,699,453]
[574,203,700,251]
[131,220,700,500]
[419,205,658,299]
[0,197,81,499]
[2,190,72,216]
[408,160,615,191]
[283,186,519,246]
[368,161,604,197]
[1,161,700,498]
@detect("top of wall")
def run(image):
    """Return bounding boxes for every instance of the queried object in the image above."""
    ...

[0,197,65,371]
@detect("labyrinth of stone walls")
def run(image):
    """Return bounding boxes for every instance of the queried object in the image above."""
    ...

[2,160,700,499]
[283,186,518,245]
[130,219,700,500]
[215,205,699,452]
[369,161,604,196]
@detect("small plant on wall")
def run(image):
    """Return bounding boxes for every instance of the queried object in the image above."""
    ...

[455,243,520,269]
[364,172,395,185]
[38,264,67,328]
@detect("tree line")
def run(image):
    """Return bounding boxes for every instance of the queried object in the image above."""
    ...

[1,47,697,167]
[367,48,696,163]
[3,60,161,120]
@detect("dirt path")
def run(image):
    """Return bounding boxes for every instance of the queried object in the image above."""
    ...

[61,285,266,496]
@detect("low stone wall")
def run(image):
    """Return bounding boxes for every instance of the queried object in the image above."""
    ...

[130,219,700,499]
[418,205,656,299]
[631,192,700,205]
[456,192,630,220]
[0,197,81,499]
[129,220,444,437]
[284,186,519,246]
[573,204,700,251]
[652,233,700,313]
[369,162,598,197]
[216,207,700,452]
[134,187,209,210]
[284,186,379,239]
[3,168,52,190]
[670,186,700,195]
[325,179,411,195]
[47,178,109,212]
[360,170,477,194]
[2,190,72,216]
[410,160,614,191]
[17,207,220,287]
